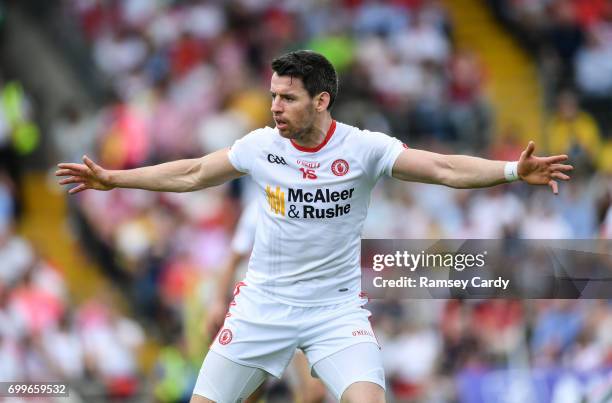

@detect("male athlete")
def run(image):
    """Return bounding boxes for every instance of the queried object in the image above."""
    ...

[57,51,573,403]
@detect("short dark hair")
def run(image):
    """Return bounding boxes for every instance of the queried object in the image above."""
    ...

[271,50,338,110]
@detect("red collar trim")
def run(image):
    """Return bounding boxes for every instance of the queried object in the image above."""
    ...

[290,120,336,153]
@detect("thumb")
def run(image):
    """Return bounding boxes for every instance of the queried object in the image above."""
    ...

[522,141,535,160]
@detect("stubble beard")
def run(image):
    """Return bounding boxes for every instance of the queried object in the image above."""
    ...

[288,108,317,142]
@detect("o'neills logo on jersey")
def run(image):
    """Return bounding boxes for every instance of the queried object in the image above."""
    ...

[265,185,354,219]
[297,159,320,169]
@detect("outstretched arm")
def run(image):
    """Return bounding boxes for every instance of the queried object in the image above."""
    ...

[56,147,244,194]
[392,141,573,194]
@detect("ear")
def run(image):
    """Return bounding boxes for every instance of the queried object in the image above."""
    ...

[315,92,331,112]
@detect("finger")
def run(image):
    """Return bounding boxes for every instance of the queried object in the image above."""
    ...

[55,169,81,177]
[57,163,87,171]
[68,184,88,195]
[59,176,85,185]
[551,172,570,181]
[551,164,573,172]
[548,179,558,195]
[82,155,98,172]
[524,141,535,158]
[544,155,569,164]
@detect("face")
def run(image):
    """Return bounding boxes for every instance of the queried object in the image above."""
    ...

[270,72,319,139]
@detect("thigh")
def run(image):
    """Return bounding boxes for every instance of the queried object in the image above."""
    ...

[311,342,385,401]
[341,381,385,403]
[192,350,267,403]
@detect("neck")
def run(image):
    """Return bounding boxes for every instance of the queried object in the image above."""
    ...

[292,114,333,149]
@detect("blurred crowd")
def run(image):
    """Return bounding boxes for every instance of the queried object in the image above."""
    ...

[0,67,146,401]
[371,298,612,402]
[0,185,145,400]
[1,0,612,401]
[490,0,612,98]
[490,0,612,160]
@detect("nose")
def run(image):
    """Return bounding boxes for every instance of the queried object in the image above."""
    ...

[271,96,282,114]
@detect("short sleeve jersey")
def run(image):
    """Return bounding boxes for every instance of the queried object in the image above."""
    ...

[228,121,405,306]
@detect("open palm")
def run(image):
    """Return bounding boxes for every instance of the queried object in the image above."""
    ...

[56,155,114,194]
[518,141,573,194]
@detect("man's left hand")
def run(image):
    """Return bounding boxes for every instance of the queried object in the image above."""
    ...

[518,141,573,194]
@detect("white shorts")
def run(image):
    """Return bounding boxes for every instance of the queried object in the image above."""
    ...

[197,283,383,399]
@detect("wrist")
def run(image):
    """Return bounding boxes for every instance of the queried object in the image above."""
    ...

[504,161,520,182]
[106,170,120,188]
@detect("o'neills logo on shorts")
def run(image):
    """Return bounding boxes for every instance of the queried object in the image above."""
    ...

[265,185,354,219]
[219,328,233,345]
[352,329,374,337]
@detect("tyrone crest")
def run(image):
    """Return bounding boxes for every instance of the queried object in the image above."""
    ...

[219,328,233,345]
[331,159,349,176]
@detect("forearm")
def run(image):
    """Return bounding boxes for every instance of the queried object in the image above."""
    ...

[109,158,204,192]
[393,149,514,189]
[440,155,508,189]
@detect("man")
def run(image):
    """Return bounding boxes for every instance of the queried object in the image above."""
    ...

[57,51,572,403]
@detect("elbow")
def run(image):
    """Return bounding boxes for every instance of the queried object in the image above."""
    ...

[181,160,207,192]
[186,176,209,192]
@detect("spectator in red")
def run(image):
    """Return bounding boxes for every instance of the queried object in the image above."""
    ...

[9,266,64,336]
[170,32,207,79]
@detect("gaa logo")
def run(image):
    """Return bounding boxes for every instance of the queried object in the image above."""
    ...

[331,159,349,176]
[219,328,233,345]
[267,154,287,165]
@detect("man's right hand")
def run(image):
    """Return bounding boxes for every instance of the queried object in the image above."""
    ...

[56,155,115,194]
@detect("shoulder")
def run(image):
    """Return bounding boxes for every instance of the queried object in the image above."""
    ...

[336,122,398,149]
[232,126,277,150]
[228,126,277,172]
[242,126,277,142]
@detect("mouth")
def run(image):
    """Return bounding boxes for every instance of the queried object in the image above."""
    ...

[274,118,288,130]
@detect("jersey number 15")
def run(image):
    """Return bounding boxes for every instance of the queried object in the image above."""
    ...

[299,168,317,180]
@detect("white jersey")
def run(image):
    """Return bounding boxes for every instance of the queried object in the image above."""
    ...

[230,200,258,255]
[228,120,405,306]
